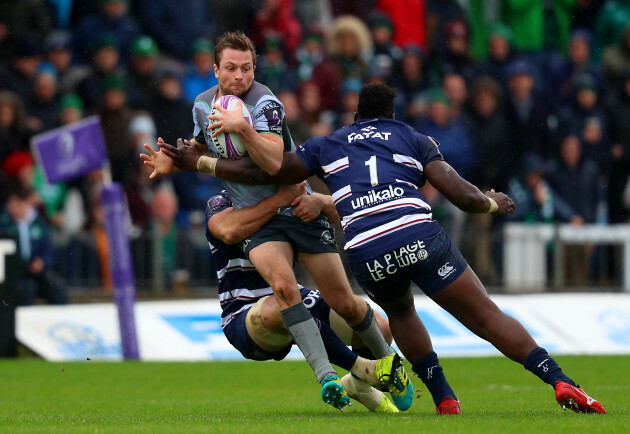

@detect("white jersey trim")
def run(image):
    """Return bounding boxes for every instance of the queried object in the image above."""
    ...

[341,197,432,230]
[332,185,352,205]
[219,286,274,304]
[216,257,256,280]
[322,157,349,178]
[343,214,433,250]
[393,154,424,172]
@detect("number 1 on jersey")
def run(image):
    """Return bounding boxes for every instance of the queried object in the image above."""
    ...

[365,155,379,187]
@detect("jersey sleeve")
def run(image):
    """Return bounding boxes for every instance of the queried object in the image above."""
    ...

[193,100,212,146]
[204,192,232,242]
[252,95,284,136]
[296,137,325,177]
[415,132,444,167]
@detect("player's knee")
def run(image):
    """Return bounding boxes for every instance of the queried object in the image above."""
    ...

[273,280,300,306]
[332,297,364,324]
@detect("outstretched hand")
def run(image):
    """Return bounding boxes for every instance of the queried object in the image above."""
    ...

[486,189,515,215]
[140,137,178,179]
[158,138,203,172]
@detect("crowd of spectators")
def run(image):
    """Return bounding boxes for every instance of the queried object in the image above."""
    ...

[1,0,630,298]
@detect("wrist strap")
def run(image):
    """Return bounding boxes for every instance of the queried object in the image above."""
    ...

[487,197,498,213]
[197,156,218,176]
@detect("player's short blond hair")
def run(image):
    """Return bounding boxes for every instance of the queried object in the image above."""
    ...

[214,31,257,67]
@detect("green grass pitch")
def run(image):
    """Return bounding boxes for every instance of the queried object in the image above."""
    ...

[1,355,628,433]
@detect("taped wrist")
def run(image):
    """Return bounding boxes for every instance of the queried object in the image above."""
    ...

[487,197,498,213]
[197,155,218,176]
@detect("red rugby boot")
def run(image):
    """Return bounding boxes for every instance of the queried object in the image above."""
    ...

[436,396,461,415]
[554,381,606,414]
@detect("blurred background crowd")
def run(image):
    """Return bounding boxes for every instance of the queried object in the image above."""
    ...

[1,0,630,303]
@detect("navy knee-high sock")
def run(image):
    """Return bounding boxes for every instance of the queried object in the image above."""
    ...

[412,351,457,407]
[316,319,358,372]
[523,347,576,387]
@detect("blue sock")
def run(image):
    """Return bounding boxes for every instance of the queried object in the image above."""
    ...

[523,347,576,387]
[412,351,457,407]
[315,319,358,372]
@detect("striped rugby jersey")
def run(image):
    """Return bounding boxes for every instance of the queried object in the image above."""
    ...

[204,192,276,328]
[297,118,443,262]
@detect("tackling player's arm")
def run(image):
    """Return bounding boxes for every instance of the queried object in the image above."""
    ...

[208,101,284,175]
[217,151,311,184]
[423,159,515,215]
[209,183,306,244]
[291,192,341,224]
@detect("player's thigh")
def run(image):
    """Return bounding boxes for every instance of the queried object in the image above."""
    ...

[248,241,296,287]
[299,251,367,323]
[430,266,502,331]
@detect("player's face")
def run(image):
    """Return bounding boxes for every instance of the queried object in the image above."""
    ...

[214,48,255,98]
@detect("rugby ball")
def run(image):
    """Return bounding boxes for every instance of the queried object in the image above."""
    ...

[210,95,254,159]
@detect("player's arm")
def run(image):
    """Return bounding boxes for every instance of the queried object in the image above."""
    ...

[291,192,341,224]
[209,183,306,244]
[208,101,284,174]
[424,159,515,214]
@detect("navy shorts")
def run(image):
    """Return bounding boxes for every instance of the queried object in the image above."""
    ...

[222,287,331,361]
[241,214,338,258]
[349,228,468,303]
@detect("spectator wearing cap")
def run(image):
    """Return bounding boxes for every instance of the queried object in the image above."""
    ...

[44,33,90,95]
[504,60,554,162]
[390,44,429,122]
[251,0,303,61]
[134,0,215,62]
[0,91,32,162]
[126,35,161,110]
[182,38,218,103]
[71,0,141,65]
[0,183,68,306]
[368,13,403,80]
[425,0,466,56]
[96,74,136,184]
[26,63,62,133]
[557,75,609,172]
[0,150,67,229]
[473,23,518,93]
[256,36,297,95]
[428,19,475,85]
[295,27,341,110]
[548,29,605,110]
[76,35,125,111]
[413,87,476,180]
[0,35,44,103]
[375,0,428,52]
[337,78,363,128]
[59,93,85,126]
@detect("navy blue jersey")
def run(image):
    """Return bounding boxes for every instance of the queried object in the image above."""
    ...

[205,192,275,328]
[297,118,443,262]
